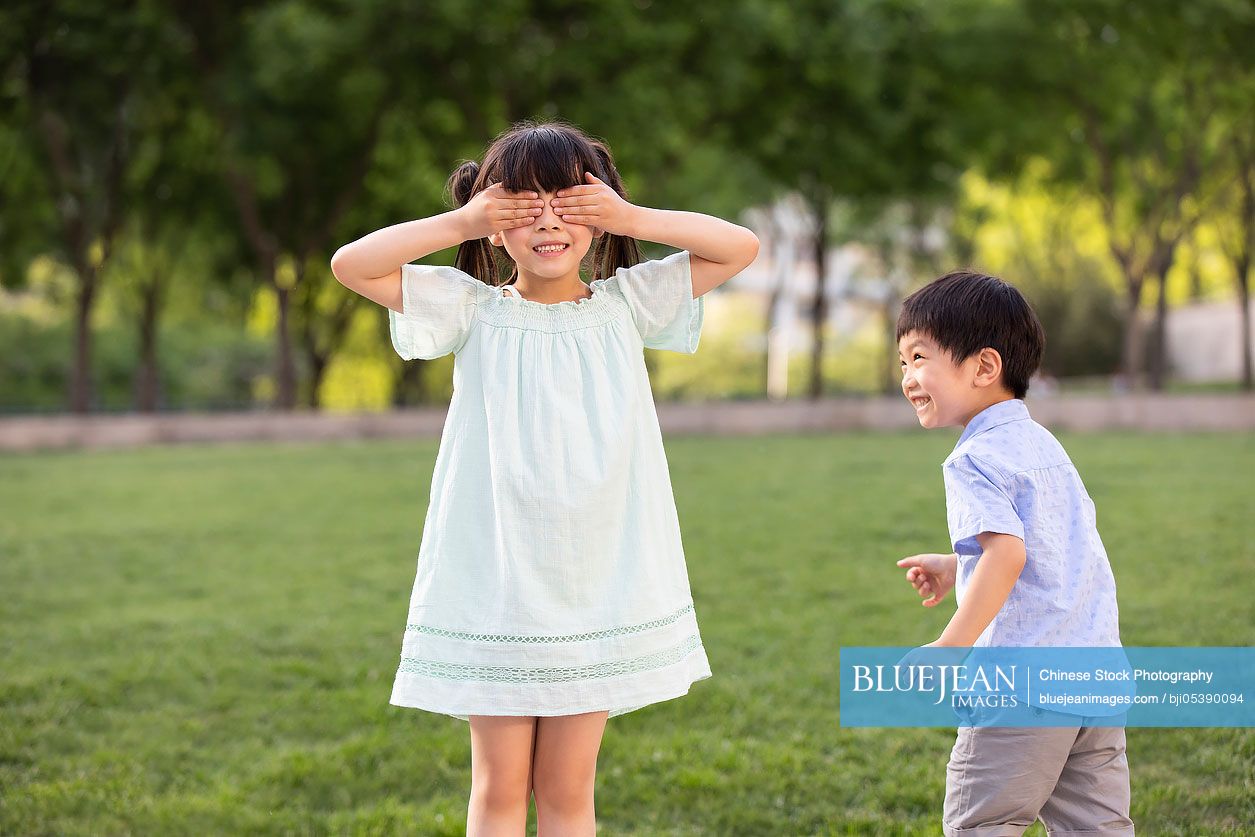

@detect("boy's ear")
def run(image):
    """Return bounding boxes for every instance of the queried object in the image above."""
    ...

[972,347,1004,389]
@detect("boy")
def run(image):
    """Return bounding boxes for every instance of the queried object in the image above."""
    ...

[894,270,1135,836]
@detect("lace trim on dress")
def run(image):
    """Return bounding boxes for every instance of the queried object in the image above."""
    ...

[405,602,695,644]
[397,634,703,683]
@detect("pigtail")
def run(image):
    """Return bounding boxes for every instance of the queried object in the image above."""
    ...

[446,160,500,284]
[447,159,480,207]
[587,142,642,281]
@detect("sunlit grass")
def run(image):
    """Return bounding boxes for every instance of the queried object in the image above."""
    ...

[2,431,1251,834]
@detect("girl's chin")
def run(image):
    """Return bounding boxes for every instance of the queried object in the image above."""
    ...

[528,259,576,275]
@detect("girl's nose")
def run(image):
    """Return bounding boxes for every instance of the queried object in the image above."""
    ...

[534,198,562,227]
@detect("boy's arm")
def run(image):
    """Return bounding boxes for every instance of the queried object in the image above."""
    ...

[932,532,1026,647]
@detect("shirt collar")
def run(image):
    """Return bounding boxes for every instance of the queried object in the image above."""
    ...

[955,398,1030,449]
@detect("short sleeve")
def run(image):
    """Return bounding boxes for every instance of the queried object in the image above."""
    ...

[942,454,1026,556]
[603,249,704,353]
[388,264,481,360]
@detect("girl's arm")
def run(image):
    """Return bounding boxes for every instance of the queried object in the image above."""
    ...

[330,186,545,311]
[552,173,760,297]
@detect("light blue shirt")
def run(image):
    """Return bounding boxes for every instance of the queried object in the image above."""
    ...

[942,399,1123,648]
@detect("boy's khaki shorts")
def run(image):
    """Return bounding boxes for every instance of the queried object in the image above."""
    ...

[943,706,1134,836]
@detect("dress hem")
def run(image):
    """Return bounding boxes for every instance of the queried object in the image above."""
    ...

[388,651,713,722]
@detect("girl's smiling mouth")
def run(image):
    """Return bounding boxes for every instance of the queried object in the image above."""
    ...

[533,242,570,257]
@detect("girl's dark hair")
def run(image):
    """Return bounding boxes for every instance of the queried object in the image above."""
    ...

[896,270,1046,399]
[445,121,642,284]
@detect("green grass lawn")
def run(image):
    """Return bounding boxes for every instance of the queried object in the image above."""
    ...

[2,431,1252,835]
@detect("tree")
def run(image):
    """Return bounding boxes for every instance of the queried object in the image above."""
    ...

[110,52,230,412]
[1205,3,1255,391]
[1010,0,1245,390]
[174,0,407,409]
[1,0,170,412]
[1215,135,1255,390]
[714,0,989,398]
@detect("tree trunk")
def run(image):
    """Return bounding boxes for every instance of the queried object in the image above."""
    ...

[1239,263,1252,391]
[296,267,358,410]
[883,291,901,395]
[274,284,297,409]
[305,352,329,409]
[1146,236,1183,392]
[807,197,830,401]
[1236,145,1254,392]
[70,273,97,413]
[133,278,162,412]
[1147,271,1170,391]
[393,360,425,407]
[1118,278,1145,391]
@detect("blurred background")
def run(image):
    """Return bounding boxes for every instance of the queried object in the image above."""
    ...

[2,0,1252,417]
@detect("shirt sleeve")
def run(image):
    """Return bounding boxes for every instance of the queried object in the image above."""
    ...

[603,249,704,353]
[942,454,1026,556]
[387,264,482,360]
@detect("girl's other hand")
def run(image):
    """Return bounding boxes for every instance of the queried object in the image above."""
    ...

[459,183,546,241]
[551,172,639,237]
[896,552,958,607]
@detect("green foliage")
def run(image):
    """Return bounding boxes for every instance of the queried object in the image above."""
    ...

[1026,267,1125,379]
[0,310,271,413]
[957,168,1128,378]
[4,0,1254,411]
[651,294,767,401]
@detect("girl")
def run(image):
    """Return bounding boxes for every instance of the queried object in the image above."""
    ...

[330,121,759,835]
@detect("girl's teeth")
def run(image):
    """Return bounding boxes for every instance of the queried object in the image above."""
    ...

[535,244,567,253]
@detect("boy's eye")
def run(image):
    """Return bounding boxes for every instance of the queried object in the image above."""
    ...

[914,353,924,361]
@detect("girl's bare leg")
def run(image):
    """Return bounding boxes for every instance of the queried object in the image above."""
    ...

[531,710,610,836]
[467,715,538,837]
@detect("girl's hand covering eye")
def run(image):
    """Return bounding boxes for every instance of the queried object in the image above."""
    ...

[459,182,545,240]
[551,172,637,237]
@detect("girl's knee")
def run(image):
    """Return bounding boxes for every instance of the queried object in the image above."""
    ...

[470,772,532,814]
[531,770,595,816]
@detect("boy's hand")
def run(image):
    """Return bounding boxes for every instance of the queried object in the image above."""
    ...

[551,172,639,236]
[459,183,545,240]
[896,552,958,607]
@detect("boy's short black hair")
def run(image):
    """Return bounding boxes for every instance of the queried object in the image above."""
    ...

[896,270,1045,399]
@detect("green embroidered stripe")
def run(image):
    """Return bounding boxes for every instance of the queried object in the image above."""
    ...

[405,602,695,644]
[397,634,703,683]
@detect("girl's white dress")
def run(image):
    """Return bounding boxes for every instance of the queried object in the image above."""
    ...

[387,249,712,720]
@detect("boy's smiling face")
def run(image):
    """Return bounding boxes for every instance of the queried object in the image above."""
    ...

[899,330,1006,429]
